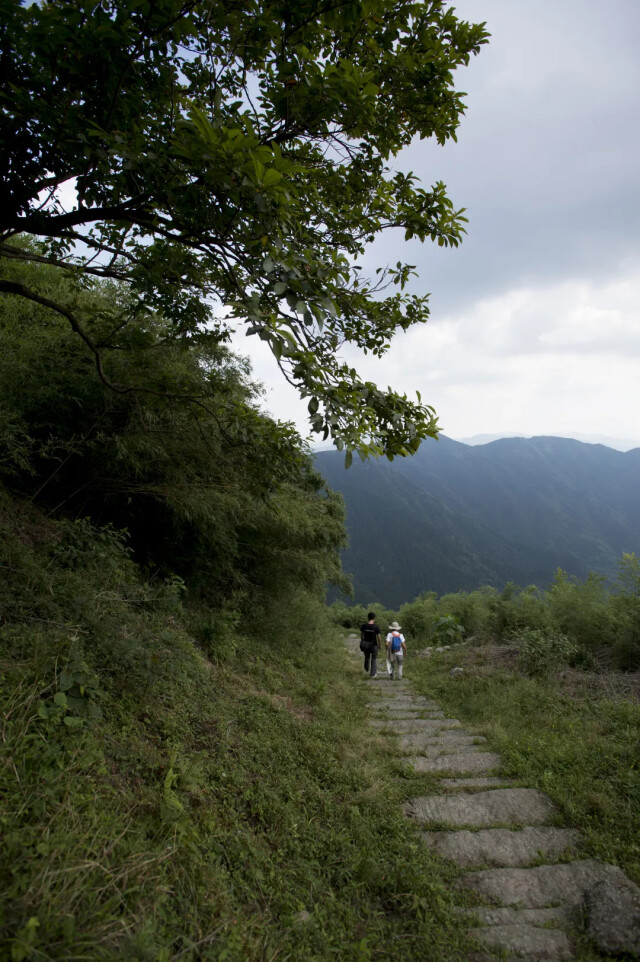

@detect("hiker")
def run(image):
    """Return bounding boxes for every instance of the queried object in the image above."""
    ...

[385,621,407,680]
[360,611,382,678]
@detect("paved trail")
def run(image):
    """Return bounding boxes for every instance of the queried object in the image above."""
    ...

[349,636,640,961]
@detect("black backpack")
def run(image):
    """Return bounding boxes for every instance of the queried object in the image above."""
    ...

[360,624,377,651]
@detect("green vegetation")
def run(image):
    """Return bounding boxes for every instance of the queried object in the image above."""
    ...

[1,491,481,961]
[332,576,640,901]
[410,647,640,888]
[3,4,640,957]
[0,253,478,960]
[3,255,639,957]
[316,437,640,604]
[1,0,488,457]
[0,0,489,943]
[332,562,640,671]
[0,251,347,606]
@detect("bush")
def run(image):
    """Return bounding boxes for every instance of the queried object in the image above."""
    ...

[516,627,578,677]
[546,569,615,659]
[398,593,438,643]
[431,615,465,646]
[484,583,549,640]
[610,554,640,670]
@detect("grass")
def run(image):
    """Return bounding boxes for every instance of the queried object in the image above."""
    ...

[1,636,482,962]
[409,644,640,888]
[1,496,480,961]
[13,488,640,962]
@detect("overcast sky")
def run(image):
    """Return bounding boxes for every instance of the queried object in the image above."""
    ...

[233,0,640,449]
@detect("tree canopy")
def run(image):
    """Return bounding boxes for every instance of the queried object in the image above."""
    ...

[0,250,349,604]
[0,0,488,457]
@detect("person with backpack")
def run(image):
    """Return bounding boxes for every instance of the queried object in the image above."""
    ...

[385,621,407,680]
[360,612,382,678]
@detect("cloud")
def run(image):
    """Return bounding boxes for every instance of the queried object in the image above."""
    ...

[365,0,640,315]
[340,260,640,439]
[232,1,640,448]
[233,254,640,445]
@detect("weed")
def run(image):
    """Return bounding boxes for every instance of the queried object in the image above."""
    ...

[410,646,640,886]
[1,498,477,961]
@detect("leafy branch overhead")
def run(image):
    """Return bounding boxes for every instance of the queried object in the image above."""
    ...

[0,0,488,457]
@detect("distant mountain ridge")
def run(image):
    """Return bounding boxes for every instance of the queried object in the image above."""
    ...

[458,432,640,453]
[316,436,640,607]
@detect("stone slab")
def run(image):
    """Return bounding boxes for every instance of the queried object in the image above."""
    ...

[463,905,575,927]
[422,733,487,747]
[400,735,487,755]
[585,877,640,956]
[367,676,408,686]
[470,923,573,959]
[410,728,487,748]
[409,752,503,774]
[372,709,445,719]
[370,717,461,733]
[370,698,441,711]
[440,777,512,789]
[399,729,478,745]
[460,859,629,909]
[406,789,556,828]
[421,826,579,868]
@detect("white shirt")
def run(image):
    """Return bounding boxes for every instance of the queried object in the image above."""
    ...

[386,632,405,651]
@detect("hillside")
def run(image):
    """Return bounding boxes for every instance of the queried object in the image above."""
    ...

[316,436,640,606]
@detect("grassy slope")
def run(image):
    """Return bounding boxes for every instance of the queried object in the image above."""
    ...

[1,492,476,962]
[409,645,640,889]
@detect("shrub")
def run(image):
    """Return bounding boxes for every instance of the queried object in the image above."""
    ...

[431,615,465,646]
[610,554,640,670]
[398,594,438,643]
[438,588,496,639]
[516,627,578,677]
[485,583,549,640]
[545,569,616,658]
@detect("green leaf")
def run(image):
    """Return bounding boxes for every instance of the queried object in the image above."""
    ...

[63,716,85,729]
[262,168,283,187]
[1,0,488,457]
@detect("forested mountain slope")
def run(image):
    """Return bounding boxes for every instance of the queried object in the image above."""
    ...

[316,436,640,606]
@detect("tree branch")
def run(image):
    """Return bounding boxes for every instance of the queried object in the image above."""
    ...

[0,243,129,281]
[0,278,123,391]
[13,198,148,236]
[0,279,251,432]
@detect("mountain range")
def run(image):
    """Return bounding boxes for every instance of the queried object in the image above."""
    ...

[315,436,640,607]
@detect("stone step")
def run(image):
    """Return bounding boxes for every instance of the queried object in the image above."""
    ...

[405,788,556,828]
[370,697,441,711]
[367,676,409,686]
[400,734,487,755]
[470,922,573,960]
[409,752,503,774]
[415,731,486,745]
[439,777,512,790]
[372,709,445,719]
[421,826,579,868]
[370,717,461,733]
[463,905,575,927]
[460,859,630,909]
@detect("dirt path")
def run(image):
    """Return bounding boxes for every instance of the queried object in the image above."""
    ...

[348,635,640,960]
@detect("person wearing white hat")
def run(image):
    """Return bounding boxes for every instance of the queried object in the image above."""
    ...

[385,622,407,680]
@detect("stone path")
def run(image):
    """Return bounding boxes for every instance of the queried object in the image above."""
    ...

[349,636,640,960]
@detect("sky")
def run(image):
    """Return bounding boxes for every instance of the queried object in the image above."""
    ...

[232,0,640,449]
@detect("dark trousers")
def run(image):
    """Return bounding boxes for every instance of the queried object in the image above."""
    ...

[364,645,378,676]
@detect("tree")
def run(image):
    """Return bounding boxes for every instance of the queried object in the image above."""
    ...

[0,253,349,603]
[0,0,488,458]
